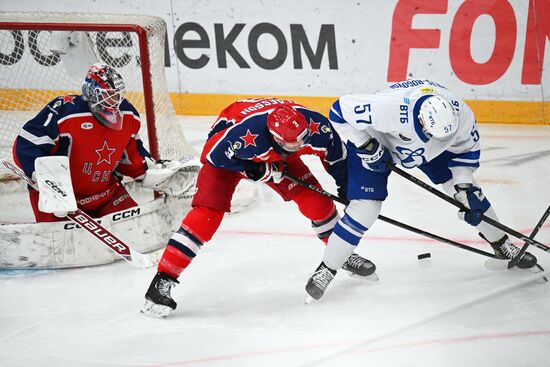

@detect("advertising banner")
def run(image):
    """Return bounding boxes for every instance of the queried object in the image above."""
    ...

[1,0,548,123]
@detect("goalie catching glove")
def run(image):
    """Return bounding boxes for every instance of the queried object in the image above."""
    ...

[140,155,200,197]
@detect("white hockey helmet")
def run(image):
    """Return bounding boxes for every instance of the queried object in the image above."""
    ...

[82,63,126,130]
[418,96,458,141]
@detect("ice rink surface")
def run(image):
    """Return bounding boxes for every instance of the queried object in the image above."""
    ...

[1,118,550,367]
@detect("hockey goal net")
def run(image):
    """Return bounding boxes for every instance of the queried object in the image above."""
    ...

[0,12,194,181]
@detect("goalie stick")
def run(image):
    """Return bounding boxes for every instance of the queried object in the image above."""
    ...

[389,164,550,256]
[1,159,154,269]
[282,173,499,259]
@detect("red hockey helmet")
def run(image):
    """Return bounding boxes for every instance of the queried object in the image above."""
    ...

[266,105,309,152]
[82,63,126,130]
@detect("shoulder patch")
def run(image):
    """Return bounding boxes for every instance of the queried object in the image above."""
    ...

[52,100,63,110]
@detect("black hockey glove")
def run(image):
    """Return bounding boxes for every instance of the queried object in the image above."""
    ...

[243,161,286,183]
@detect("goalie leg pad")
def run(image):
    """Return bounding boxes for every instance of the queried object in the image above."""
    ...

[93,185,138,217]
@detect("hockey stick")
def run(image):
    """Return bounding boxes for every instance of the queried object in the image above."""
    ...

[508,205,550,269]
[1,159,155,269]
[388,164,550,255]
[282,173,498,259]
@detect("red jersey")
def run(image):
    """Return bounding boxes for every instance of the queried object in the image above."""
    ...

[13,95,150,211]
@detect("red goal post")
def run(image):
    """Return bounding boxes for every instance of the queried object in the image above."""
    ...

[0,12,194,180]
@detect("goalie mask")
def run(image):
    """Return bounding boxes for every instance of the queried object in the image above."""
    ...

[82,63,125,130]
[418,96,458,141]
[266,105,310,153]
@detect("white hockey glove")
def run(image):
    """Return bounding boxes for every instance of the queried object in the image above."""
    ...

[140,155,200,197]
[35,156,77,218]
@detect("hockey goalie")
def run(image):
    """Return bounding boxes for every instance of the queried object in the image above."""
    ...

[1,63,199,269]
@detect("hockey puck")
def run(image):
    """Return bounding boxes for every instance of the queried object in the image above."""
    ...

[417,253,431,260]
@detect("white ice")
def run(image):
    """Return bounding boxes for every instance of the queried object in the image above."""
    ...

[1,119,550,367]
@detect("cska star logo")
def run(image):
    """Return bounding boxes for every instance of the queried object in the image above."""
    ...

[95,140,116,165]
[240,129,258,148]
[309,120,321,135]
[62,95,76,105]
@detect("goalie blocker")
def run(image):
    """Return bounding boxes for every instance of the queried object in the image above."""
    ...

[35,156,78,218]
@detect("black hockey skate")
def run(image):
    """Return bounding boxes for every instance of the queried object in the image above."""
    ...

[305,262,337,301]
[141,272,179,318]
[342,253,378,280]
[490,235,537,269]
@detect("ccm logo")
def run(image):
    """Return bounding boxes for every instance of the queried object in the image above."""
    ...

[45,180,67,197]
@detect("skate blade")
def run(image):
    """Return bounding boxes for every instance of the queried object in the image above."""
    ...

[141,299,174,318]
[485,259,543,273]
[345,271,379,281]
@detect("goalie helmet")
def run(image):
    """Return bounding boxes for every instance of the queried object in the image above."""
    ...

[266,105,310,153]
[418,95,458,141]
[82,63,125,130]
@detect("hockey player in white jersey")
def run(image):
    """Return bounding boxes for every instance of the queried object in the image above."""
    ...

[305,79,538,300]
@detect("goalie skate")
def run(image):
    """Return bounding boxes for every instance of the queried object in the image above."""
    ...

[342,253,378,280]
[141,272,178,318]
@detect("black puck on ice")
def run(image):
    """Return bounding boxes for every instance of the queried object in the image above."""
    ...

[417,253,431,260]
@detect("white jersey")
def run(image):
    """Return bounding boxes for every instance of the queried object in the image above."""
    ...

[329,79,481,184]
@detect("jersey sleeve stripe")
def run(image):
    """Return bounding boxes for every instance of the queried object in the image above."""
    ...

[449,160,479,168]
[449,150,480,167]
[329,100,346,124]
[455,150,480,160]
[18,128,56,145]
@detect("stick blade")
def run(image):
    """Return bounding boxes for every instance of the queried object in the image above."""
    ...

[125,249,156,269]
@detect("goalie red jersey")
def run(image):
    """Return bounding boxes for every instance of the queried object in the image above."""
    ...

[13,94,150,218]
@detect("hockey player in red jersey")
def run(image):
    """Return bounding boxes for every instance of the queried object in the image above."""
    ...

[13,63,193,222]
[141,98,377,318]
